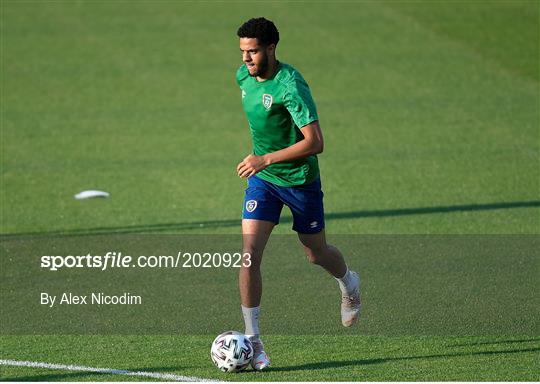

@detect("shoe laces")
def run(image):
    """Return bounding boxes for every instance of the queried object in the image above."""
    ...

[251,340,264,354]
[342,291,360,306]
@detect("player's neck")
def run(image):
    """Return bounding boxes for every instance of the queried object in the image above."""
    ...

[256,59,279,82]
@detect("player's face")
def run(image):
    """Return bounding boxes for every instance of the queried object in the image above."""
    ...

[239,38,272,77]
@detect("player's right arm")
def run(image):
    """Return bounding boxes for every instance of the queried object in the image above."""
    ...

[236,120,323,178]
[262,120,323,163]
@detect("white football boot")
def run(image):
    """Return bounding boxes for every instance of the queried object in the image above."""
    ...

[341,271,361,327]
[250,338,270,371]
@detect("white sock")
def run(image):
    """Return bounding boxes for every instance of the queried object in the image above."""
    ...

[336,268,357,295]
[241,305,260,340]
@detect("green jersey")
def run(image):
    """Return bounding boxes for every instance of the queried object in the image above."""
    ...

[236,62,320,187]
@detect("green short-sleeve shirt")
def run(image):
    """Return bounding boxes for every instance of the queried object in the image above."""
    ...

[236,62,320,187]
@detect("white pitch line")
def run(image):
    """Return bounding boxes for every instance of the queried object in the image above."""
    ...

[0,359,220,382]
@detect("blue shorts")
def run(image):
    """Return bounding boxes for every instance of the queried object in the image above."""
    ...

[242,175,325,234]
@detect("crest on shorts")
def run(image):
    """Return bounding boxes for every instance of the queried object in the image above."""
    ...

[262,94,273,110]
[246,200,258,213]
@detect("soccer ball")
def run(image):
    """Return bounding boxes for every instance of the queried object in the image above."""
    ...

[210,331,253,372]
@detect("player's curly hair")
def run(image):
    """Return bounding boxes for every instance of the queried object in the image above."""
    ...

[237,17,280,46]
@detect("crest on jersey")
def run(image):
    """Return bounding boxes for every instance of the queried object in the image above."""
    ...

[262,94,273,110]
[246,200,257,213]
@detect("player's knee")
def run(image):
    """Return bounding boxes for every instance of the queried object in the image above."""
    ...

[306,253,321,265]
[303,246,325,265]
[242,247,263,270]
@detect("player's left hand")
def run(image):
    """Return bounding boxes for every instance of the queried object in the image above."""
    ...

[237,154,268,178]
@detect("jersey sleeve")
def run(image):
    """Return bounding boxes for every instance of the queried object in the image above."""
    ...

[283,77,319,128]
[236,65,248,86]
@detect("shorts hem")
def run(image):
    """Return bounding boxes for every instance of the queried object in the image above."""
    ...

[242,216,280,226]
[292,225,325,235]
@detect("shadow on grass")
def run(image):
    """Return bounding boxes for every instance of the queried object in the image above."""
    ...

[449,337,540,348]
[268,347,540,372]
[2,200,539,237]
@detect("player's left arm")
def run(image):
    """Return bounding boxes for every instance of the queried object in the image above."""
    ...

[236,120,323,178]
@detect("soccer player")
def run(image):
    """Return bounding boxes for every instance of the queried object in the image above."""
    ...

[235,17,361,371]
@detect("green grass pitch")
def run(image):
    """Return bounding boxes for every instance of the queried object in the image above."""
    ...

[1,0,539,381]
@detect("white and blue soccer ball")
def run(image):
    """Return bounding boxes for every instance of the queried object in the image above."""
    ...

[210,331,253,373]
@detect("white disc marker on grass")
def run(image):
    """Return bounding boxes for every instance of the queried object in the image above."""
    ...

[74,190,110,200]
